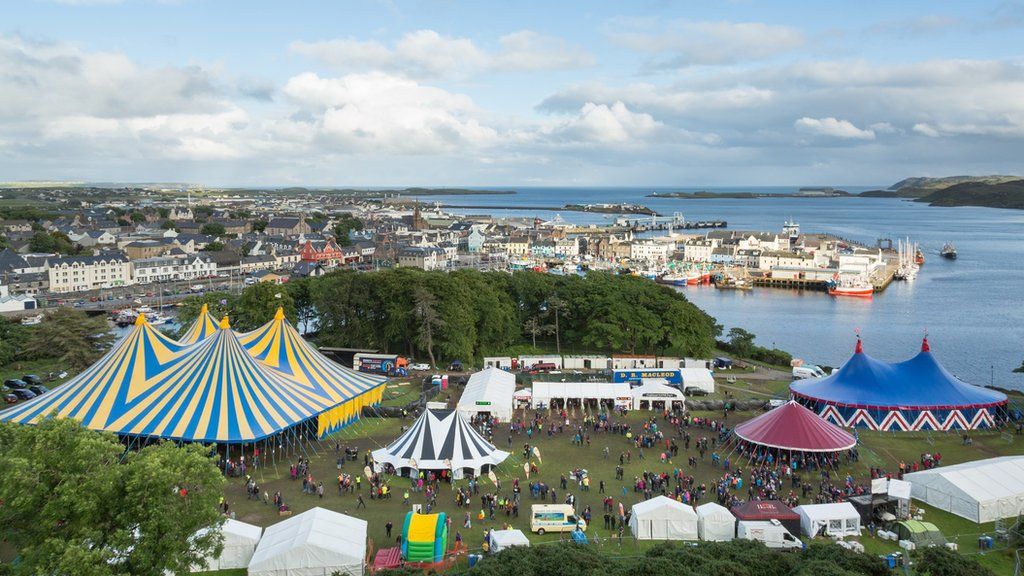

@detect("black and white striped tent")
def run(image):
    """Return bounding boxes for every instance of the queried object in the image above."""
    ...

[371,409,509,477]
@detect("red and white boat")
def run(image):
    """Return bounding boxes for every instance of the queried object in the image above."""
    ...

[828,277,874,299]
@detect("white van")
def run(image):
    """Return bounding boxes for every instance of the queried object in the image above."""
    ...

[791,365,826,380]
[530,504,586,535]
[737,520,803,550]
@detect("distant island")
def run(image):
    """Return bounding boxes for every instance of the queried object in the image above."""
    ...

[648,187,850,199]
[861,175,1024,210]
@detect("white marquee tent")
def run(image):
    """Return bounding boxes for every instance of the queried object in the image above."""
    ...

[248,507,367,576]
[488,529,531,553]
[457,367,516,421]
[628,496,698,540]
[904,456,1024,523]
[191,519,262,572]
[680,368,715,394]
[793,503,862,538]
[696,502,735,542]
[530,382,631,409]
[631,380,686,411]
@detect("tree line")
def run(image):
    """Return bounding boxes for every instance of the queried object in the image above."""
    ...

[176,269,721,365]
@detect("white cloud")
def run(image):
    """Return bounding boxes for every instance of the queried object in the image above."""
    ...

[795,117,876,140]
[606,18,805,67]
[282,72,498,153]
[544,102,662,144]
[913,123,941,137]
[289,29,592,79]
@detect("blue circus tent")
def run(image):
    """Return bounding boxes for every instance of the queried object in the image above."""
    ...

[179,302,220,344]
[791,337,1007,431]
[238,307,386,435]
[100,316,340,443]
[0,313,190,433]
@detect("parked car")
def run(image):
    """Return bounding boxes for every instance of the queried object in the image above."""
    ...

[4,392,18,404]
[22,374,43,386]
[28,385,49,395]
[409,363,432,371]
[3,379,28,389]
[11,388,36,400]
[684,386,709,397]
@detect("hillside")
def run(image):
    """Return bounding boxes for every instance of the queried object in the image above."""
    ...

[915,179,1024,209]
[877,175,1021,198]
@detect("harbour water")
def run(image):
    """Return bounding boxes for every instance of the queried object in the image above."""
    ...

[433,187,1024,391]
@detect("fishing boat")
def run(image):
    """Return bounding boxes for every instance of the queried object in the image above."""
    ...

[828,274,874,298]
[941,242,957,260]
[656,273,688,286]
[915,247,925,265]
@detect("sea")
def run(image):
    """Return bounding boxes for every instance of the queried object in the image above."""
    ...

[429,187,1024,392]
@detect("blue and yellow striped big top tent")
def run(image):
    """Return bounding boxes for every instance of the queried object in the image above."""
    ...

[0,310,385,444]
[239,307,386,437]
[179,302,219,344]
[0,313,190,435]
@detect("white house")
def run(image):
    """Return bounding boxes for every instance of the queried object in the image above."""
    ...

[47,252,134,293]
[132,254,217,284]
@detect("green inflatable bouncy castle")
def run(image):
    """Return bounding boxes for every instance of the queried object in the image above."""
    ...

[402,512,449,563]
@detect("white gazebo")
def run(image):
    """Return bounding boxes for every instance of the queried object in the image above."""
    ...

[457,367,516,421]
[628,496,698,540]
[696,502,735,542]
[680,368,715,394]
[248,507,367,576]
[191,519,262,572]
[793,502,862,538]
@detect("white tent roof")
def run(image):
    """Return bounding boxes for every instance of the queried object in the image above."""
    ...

[793,503,861,538]
[531,381,631,402]
[248,507,366,576]
[629,496,698,540]
[489,529,530,552]
[457,367,516,420]
[372,409,509,476]
[631,380,685,401]
[680,368,715,393]
[192,519,262,572]
[904,456,1024,524]
[696,502,735,542]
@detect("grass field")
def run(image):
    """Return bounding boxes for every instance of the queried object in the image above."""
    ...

[214,377,1023,575]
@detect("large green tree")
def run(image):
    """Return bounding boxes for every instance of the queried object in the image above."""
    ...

[23,308,115,372]
[0,419,226,576]
[232,281,295,331]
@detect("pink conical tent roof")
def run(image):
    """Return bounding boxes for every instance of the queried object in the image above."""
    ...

[734,400,856,452]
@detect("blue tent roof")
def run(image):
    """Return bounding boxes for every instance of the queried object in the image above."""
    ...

[790,338,1007,410]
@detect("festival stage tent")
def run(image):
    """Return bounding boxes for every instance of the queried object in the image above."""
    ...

[630,380,686,411]
[696,502,736,542]
[904,456,1024,523]
[791,337,1007,431]
[179,303,220,344]
[793,503,862,538]
[191,519,262,572]
[530,381,631,409]
[456,367,516,421]
[628,496,698,541]
[733,401,856,452]
[239,308,386,435]
[248,507,367,576]
[0,313,190,432]
[372,409,509,477]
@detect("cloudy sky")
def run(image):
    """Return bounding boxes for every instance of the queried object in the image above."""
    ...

[3,0,1024,186]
